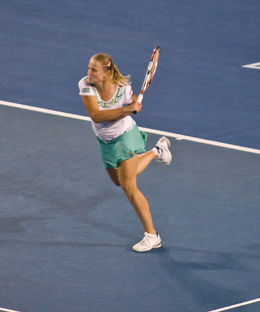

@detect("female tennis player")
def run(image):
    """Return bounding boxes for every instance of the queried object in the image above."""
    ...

[79,53,172,252]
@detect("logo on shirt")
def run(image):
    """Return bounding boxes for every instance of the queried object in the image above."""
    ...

[82,87,90,93]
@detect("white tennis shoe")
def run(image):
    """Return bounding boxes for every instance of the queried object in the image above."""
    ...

[155,136,172,165]
[132,232,162,252]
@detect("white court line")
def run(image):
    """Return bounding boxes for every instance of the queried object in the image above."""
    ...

[0,99,259,155]
[242,62,260,70]
[0,307,20,312]
[208,298,260,312]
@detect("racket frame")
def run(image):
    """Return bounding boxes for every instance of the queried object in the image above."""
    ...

[137,45,160,103]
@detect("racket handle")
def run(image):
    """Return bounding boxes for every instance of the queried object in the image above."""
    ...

[132,94,143,114]
[137,94,143,103]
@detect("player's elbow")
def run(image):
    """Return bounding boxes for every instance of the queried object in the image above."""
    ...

[91,112,103,123]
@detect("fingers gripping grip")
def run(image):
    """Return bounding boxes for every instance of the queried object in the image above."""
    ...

[132,94,143,114]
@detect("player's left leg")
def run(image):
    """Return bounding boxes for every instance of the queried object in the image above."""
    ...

[117,154,156,234]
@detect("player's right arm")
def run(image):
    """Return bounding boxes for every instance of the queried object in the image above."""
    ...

[81,95,141,122]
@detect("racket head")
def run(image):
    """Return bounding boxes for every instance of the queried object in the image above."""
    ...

[140,46,160,95]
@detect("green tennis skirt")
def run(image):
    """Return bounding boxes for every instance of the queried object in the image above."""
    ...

[97,125,147,169]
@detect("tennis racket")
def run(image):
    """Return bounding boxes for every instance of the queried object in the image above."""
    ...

[133,46,160,113]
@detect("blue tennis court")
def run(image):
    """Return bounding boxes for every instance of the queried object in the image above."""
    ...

[0,1,259,312]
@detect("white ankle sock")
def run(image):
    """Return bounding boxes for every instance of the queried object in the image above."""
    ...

[152,147,161,157]
[145,232,158,238]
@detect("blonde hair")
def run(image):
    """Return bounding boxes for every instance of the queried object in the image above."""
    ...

[92,53,131,86]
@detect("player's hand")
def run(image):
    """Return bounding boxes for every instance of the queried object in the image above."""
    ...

[128,100,142,113]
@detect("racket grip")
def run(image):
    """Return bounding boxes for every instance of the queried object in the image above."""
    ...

[133,94,143,114]
[137,94,143,103]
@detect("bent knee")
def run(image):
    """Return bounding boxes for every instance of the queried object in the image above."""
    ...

[120,182,138,195]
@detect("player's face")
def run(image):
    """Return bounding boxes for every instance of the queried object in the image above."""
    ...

[87,58,108,85]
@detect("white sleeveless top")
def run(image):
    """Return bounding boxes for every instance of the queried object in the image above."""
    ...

[79,76,136,141]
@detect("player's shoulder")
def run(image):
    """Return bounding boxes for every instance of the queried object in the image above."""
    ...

[116,84,133,103]
[118,83,132,93]
[121,84,133,96]
[79,76,91,88]
[78,76,95,96]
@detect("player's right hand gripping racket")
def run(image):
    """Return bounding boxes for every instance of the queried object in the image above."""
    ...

[133,46,160,113]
